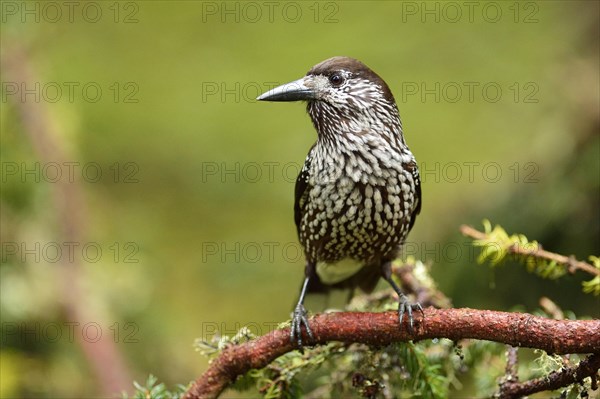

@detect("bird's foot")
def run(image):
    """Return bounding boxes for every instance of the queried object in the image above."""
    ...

[290,304,314,350]
[398,294,424,334]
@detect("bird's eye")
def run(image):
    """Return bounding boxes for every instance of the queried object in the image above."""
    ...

[329,73,344,86]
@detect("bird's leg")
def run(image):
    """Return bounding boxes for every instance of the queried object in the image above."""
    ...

[291,262,315,350]
[381,261,423,333]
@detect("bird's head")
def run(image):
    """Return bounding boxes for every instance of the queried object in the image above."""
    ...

[258,56,402,140]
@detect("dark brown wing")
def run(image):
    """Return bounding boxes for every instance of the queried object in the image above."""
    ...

[294,149,314,237]
[406,160,421,232]
[294,169,308,234]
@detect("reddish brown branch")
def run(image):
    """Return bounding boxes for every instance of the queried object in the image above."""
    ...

[183,308,600,399]
[460,225,599,276]
[497,353,600,398]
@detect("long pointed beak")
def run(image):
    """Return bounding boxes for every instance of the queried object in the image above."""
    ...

[257,77,316,102]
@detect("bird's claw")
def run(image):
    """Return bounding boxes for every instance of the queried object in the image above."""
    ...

[290,304,313,350]
[398,295,424,334]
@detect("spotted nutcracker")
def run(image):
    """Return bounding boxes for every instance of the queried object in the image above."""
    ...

[258,56,422,348]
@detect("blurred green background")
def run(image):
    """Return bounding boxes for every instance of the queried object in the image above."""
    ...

[1,1,598,397]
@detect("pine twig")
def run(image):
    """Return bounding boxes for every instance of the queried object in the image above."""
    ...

[460,225,599,277]
[496,353,600,399]
[504,346,519,384]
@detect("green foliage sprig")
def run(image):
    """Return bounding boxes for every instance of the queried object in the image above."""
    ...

[582,256,600,296]
[124,375,187,399]
[462,220,599,295]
